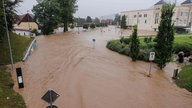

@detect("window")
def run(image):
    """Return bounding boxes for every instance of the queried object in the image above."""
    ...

[139,14,142,17]
[155,19,159,24]
[145,20,147,24]
[156,8,160,10]
[144,14,147,17]
[134,15,136,18]
[155,13,159,18]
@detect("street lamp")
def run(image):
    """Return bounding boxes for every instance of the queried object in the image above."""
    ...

[2,0,14,70]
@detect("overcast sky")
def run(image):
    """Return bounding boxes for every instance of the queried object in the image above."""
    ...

[17,0,185,18]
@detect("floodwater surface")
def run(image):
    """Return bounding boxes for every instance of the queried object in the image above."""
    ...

[12,26,192,108]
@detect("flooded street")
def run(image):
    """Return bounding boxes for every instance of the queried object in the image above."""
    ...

[12,26,192,108]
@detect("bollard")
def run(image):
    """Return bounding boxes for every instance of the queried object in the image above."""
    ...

[172,69,178,79]
[16,67,24,88]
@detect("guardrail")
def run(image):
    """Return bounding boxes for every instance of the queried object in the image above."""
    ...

[22,39,37,62]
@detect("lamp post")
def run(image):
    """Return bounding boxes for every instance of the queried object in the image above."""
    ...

[2,0,14,70]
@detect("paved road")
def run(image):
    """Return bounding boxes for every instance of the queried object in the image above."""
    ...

[12,26,192,108]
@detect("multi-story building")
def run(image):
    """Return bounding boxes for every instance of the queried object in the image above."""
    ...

[120,0,192,32]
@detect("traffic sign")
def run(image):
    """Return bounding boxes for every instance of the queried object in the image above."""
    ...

[149,52,155,61]
[92,38,96,42]
[42,90,60,104]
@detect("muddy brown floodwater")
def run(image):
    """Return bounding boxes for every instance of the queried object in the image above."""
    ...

[12,26,192,108]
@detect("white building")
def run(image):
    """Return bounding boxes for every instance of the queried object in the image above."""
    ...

[120,0,192,32]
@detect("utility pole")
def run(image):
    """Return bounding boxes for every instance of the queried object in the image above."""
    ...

[2,0,14,71]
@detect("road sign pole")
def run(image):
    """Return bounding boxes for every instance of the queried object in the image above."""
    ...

[148,52,155,77]
[149,62,152,76]
[49,90,52,108]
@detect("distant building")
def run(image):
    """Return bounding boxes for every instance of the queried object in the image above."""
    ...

[120,0,192,32]
[13,13,39,36]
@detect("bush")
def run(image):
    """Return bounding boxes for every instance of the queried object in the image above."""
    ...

[176,64,192,92]
[83,24,89,29]
[107,39,154,62]
[144,36,153,43]
[70,24,74,29]
[96,24,101,27]
[173,43,192,57]
[120,37,131,44]
[90,24,96,29]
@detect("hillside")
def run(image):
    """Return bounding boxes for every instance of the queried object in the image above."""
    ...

[0,33,33,65]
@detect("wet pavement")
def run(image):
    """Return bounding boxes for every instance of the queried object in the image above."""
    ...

[12,26,192,108]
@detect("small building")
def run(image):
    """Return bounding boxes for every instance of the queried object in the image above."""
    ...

[13,13,39,36]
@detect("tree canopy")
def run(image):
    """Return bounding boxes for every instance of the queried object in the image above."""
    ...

[155,4,175,69]
[56,0,78,32]
[0,0,22,40]
[32,0,78,34]
[32,0,61,35]
[130,25,140,61]
[86,16,92,23]
[121,15,127,29]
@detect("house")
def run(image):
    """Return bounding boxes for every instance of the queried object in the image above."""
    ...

[13,13,39,36]
[120,0,192,32]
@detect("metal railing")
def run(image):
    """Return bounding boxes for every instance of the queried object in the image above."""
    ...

[22,39,37,62]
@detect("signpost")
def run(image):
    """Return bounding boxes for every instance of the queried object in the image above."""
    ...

[42,89,60,108]
[92,38,96,49]
[148,52,155,76]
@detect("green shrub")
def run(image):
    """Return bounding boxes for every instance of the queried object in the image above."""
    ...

[90,24,96,29]
[138,48,155,61]
[173,43,192,56]
[70,24,74,29]
[144,36,153,43]
[176,64,192,92]
[120,37,131,44]
[83,24,89,29]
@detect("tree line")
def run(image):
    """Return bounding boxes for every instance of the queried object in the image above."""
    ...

[33,0,78,35]
[0,0,22,41]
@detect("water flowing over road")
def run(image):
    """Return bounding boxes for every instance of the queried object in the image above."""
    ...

[12,26,192,108]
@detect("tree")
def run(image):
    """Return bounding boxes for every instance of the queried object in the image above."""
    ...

[74,17,85,27]
[57,0,78,32]
[32,0,61,35]
[90,23,95,29]
[121,15,127,29]
[113,14,120,26]
[0,0,22,40]
[83,24,88,29]
[93,17,100,24]
[86,16,92,23]
[155,4,175,69]
[130,25,140,61]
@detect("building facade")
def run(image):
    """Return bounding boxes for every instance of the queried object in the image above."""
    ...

[13,13,39,36]
[120,0,192,32]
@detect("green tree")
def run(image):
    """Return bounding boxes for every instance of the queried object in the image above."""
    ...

[113,14,120,26]
[75,17,85,27]
[155,4,175,69]
[32,0,61,35]
[57,0,78,32]
[0,0,22,40]
[121,15,127,29]
[93,17,100,24]
[130,25,140,61]
[86,16,92,23]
